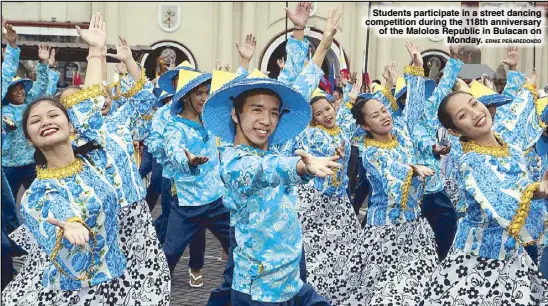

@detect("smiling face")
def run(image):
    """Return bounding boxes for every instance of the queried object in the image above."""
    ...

[311,98,337,128]
[360,99,393,136]
[8,83,26,105]
[25,100,72,150]
[232,91,281,150]
[441,92,493,140]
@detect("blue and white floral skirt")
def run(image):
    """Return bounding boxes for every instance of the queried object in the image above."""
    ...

[340,217,439,306]
[423,248,548,305]
[2,200,170,305]
[297,183,368,305]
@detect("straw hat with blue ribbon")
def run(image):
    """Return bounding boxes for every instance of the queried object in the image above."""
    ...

[203,69,312,145]
[2,77,33,106]
[158,61,197,94]
[469,80,511,107]
[170,67,212,116]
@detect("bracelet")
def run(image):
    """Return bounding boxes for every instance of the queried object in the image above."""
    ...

[50,217,97,281]
[294,26,305,31]
[86,54,104,61]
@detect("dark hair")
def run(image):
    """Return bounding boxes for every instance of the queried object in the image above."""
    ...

[334,86,343,95]
[310,96,330,106]
[6,83,26,102]
[22,97,101,166]
[351,96,376,126]
[396,91,407,110]
[232,88,282,115]
[438,91,471,130]
[372,79,381,86]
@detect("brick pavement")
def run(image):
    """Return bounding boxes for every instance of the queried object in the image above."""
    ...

[149,205,228,306]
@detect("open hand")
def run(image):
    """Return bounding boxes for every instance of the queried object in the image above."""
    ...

[382,61,398,89]
[502,45,518,71]
[285,2,312,28]
[405,42,423,68]
[322,7,342,44]
[184,149,209,166]
[349,71,358,85]
[76,12,106,49]
[348,77,362,103]
[235,33,257,61]
[409,164,435,178]
[2,18,17,47]
[48,48,56,66]
[38,44,50,64]
[295,149,342,178]
[48,217,90,247]
[3,116,16,130]
[106,36,134,63]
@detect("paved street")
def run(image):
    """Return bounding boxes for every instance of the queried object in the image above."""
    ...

[12,187,366,306]
[12,188,228,306]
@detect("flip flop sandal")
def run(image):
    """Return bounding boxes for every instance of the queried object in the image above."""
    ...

[189,269,204,288]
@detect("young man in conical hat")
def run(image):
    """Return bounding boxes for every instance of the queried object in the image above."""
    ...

[203,6,343,305]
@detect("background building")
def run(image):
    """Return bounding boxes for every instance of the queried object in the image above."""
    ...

[2,1,547,90]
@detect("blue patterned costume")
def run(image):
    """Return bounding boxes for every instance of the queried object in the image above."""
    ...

[221,145,311,302]
[2,62,49,168]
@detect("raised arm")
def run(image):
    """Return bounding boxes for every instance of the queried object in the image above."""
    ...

[278,2,311,85]
[75,13,105,88]
[105,37,154,132]
[235,33,256,72]
[422,46,464,121]
[494,71,545,151]
[399,42,426,139]
[2,20,19,100]
[336,78,362,138]
[63,12,109,146]
[292,6,341,101]
[26,44,51,101]
[45,49,60,96]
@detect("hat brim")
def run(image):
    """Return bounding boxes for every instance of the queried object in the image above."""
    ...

[203,78,312,145]
[2,79,33,106]
[395,79,436,100]
[358,93,375,101]
[158,70,179,94]
[171,74,212,116]
[158,66,197,94]
[153,87,163,97]
[478,94,511,107]
[154,94,174,107]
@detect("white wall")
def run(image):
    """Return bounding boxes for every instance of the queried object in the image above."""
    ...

[2,1,547,86]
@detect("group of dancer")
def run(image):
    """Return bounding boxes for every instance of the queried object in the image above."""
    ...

[2,3,548,306]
